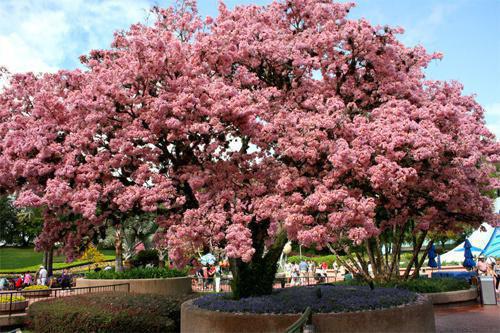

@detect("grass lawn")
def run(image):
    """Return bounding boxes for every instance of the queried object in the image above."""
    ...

[0,247,115,273]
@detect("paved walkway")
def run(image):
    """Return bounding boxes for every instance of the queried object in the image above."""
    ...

[435,302,500,333]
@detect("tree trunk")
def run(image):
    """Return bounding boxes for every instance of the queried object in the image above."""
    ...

[230,221,287,299]
[388,226,405,280]
[411,240,434,279]
[115,224,124,272]
[43,250,48,269]
[47,247,54,276]
[403,230,428,279]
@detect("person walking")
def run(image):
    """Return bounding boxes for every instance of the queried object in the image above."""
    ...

[476,256,488,276]
[494,258,500,292]
[15,275,23,289]
[207,265,216,291]
[38,266,48,285]
[0,277,7,290]
[60,269,72,290]
[23,272,32,287]
[202,266,208,290]
[299,260,308,285]
[291,264,300,286]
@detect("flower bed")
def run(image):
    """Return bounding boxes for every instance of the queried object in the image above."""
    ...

[28,292,194,333]
[0,295,29,312]
[23,285,51,297]
[194,285,416,314]
[181,286,435,333]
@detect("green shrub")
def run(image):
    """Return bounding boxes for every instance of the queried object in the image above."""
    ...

[23,285,50,291]
[85,267,187,280]
[333,277,470,293]
[288,255,337,266]
[131,249,159,267]
[385,278,470,293]
[28,292,195,333]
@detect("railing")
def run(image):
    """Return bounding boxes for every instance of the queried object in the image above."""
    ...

[0,283,130,317]
[191,275,340,293]
[285,306,313,333]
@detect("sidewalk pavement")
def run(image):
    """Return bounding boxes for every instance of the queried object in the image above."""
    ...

[434,302,500,333]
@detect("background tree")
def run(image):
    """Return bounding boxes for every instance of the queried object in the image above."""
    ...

[0,196,43,247]
[0,195,21,246]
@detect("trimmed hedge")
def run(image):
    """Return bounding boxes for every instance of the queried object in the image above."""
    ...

[334,277,470,293]
[27,292,194,333]
[287,255,337,266]
[85,267,187,279]
[0,258,114,274]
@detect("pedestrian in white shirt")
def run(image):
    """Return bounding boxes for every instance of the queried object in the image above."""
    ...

[38,266,47,285]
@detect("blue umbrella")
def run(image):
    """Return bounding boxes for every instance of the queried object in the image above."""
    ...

[428,244,438,268]
[200,253,216,266]
[462,239,476,269]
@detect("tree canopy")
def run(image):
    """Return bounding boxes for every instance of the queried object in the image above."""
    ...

[0,0,498,290]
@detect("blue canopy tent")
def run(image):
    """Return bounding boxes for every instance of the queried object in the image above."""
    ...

[440,223,494,263]
[481,227,500,258]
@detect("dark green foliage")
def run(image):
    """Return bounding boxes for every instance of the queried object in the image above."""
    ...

[0,196,42,246]
[85,267,187,279]
[333,277,470,293]
[27,292,195,333]
[131,249,159,267]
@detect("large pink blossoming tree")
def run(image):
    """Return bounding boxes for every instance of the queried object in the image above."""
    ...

[1,0,498,297]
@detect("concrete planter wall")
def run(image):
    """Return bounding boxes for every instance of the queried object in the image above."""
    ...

[181,294,435,333]
[22,289,51,298]
[0,300,29,313]
[76,276,192,296]
[426,287,478,304]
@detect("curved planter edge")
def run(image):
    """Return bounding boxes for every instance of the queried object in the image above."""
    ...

[75,276,192,296]
[181,294,435,333]
[426,287,478,304]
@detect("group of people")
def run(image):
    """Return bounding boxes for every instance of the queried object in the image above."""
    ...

[195,265,221,291]
[476,256,500,292]
[0,265,47,290]
[283,260,342,286]
[0,266,75,291]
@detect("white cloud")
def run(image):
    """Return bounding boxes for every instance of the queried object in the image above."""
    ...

[0,0,154,74]
[485,103,500,139]
[400,2,462,47]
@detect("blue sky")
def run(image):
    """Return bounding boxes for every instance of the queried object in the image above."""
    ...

[0,0,499,136]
